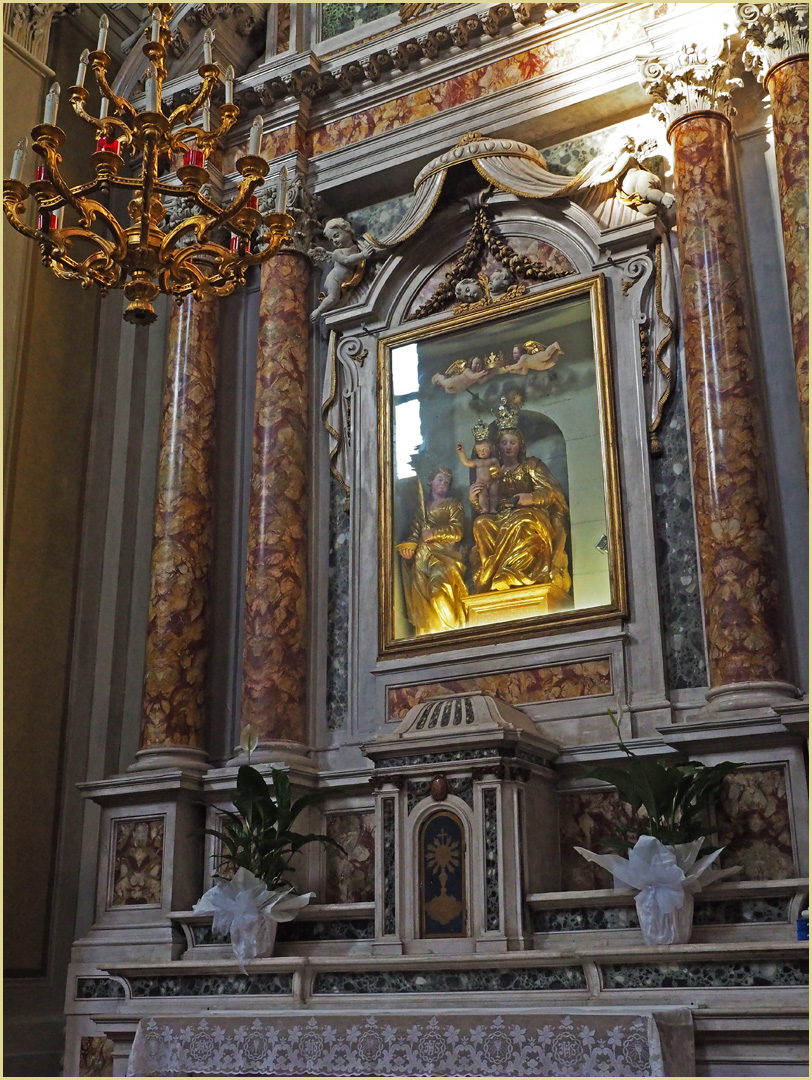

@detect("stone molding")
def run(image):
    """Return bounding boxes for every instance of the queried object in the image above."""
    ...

[2,2,68,69]
[638,39,743,132]
[738,3,809,84]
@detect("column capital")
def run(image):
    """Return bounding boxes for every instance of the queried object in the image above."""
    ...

[638,40,742,133]
[737,3,809,84]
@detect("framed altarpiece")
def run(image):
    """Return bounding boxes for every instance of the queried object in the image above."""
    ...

[320,188,675,740]
[378,274,626,656]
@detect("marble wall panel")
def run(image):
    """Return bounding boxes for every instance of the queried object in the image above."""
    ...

[276,2,290,53]
[221,125,303,175]
[716,768,796,881]
[649,363,707,690]
[308,6,667,157]
[324,811,376,904]
[387,659,611,721]
[558,791,639,891]
[78,1037,114,1077]
[110,817,164,907]
[326,476,350,730]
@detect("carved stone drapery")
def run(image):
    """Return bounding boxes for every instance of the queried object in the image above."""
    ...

[738,3,809,470]
[640,51,797,711]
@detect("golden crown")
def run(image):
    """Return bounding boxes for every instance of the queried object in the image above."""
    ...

[472,418,490,442]
[494,396,520,431]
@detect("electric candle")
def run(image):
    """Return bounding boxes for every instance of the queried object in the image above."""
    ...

[248,114,263,156]
[97,13,109,52]
[276,165,288,213]
[202,104,211,133]
[151,9,161,42]
[43,82,60,126]
[203,27,214,65]
[10,137,28,182]
[224,64,234,105]
[145,63,159,112]
[99,96,109,120]
[75,48,90,88]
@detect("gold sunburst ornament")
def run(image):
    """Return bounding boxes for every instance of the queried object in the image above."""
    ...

[3,4,294,326]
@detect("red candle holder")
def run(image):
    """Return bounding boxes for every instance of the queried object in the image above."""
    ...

[230,235,243,253]
[34,165,47,181]
[183,147,205,168]
[37,212,58,231]
[96,134,121,154]
[247,195,258,210]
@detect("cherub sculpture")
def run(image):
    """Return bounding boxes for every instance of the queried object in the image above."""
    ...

[590,135,675,217]
[309,217,368,322]
[489,266,516,296]
[504,340,563,375]
[454,277,485,303]
[456,421,502,514]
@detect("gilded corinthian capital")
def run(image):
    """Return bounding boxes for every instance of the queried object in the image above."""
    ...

[638,40,743,130]
[737,3,809,83]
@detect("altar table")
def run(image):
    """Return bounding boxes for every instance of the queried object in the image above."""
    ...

[127,1007,694,1076]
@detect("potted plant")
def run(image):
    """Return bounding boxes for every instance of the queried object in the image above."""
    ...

[574,711,742,945]
[194,727,344,964]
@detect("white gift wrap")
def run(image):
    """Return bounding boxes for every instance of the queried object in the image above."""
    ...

[575,835,740,945]
[193,867,314,966]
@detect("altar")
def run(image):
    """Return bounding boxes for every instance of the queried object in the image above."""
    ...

[127,1007,695,1077]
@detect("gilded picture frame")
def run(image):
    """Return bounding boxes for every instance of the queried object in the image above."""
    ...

[378,274,626,656]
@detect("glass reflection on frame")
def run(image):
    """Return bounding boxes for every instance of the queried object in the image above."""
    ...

[379,275,626,654]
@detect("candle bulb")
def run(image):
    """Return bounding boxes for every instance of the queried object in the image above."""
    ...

[201,104,211,133]
[99,95,109,120]
[248,114,263,157]
[75,48,90,88]
[43,81,60,126]
[224,64,234,105]
[96,13,109,52]
[203,27,214,65]
[10,136,28,181]
[151,9,161,42]
[145,62,158,112]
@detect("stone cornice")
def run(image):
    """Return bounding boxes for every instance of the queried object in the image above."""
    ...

[737,2,809,84]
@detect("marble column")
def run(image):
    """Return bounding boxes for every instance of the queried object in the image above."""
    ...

[240,248,311,747]
[134,297,219,767]
[641,45,796,711]
[739,2,809,468]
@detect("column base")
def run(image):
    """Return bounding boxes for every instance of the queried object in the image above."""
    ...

[227,741,318,778]
[693,680,800,719]
[128,746,209,774]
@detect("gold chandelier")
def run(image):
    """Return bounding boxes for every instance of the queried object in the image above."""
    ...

[3,3,294,325]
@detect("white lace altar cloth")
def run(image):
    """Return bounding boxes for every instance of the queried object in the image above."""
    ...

[127,1008,694,1076]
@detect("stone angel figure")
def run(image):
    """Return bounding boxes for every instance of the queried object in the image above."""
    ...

[585,135,676,218]
[308,217,370,323]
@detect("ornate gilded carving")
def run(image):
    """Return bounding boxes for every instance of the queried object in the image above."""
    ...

[738,3,809,83]
[639,41,742,131]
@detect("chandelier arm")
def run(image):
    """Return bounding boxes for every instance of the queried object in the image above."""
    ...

[171,103,240,158]
[35,154,129,264]
[159,214,212,258]
[70,92,134,147]
[166,68,220,130]
[89,53,138,123]
[198,177,263,240]
[3,185,41,242]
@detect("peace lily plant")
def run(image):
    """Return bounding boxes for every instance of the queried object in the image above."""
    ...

[194,726,344,964]
[575,710,742,944]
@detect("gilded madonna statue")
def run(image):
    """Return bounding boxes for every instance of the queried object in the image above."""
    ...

[398,467,468,635]
[470,401,571,595]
